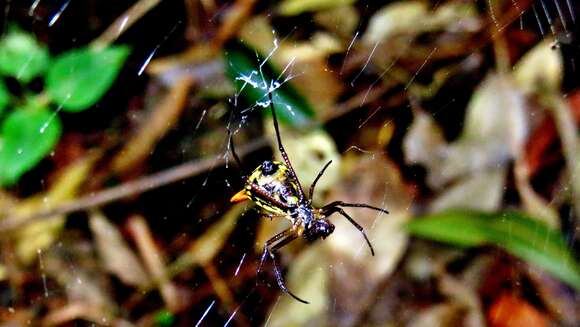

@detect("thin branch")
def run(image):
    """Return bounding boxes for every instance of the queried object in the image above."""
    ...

[0,137,268,233]
[91,0,162,48]
[0,84,393,234]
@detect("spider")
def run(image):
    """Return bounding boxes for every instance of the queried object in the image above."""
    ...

[228,92,389,304]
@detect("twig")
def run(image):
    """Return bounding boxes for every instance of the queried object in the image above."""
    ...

[0,83,407,234]
[128,215,179,311]
[203,263,252,327]
[91,0,162,48]
[0,137,268,233]
[549,96,580,221]
[212,0,258,50]
[112,76,195,174]
[322,84,391,122]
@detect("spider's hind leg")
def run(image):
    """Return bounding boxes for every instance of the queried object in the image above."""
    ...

[258,228,308,304]
[257,228,289,274]
[270,235,308,304]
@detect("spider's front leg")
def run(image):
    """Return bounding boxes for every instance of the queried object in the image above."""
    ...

[323,201,389,215]
[323,206,376,256]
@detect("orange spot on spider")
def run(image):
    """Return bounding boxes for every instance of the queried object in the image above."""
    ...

[230,190,249,203]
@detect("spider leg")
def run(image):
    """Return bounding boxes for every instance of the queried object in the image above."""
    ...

[323,201,389,215]
[269,235,309,304]
[258,228,291,274]
[324,207,375,256]
[308,160,333,200]
[227,126,246,177]
[258,228,309,304]
[267,91,305,202]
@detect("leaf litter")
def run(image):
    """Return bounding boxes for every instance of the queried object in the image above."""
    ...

[0,1,579,326]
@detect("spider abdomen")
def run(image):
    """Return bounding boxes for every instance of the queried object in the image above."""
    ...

[231,160,301,216]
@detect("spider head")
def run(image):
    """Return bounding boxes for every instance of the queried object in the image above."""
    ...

[304,219,335,241]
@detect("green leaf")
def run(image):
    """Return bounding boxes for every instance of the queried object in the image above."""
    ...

[406,210,580,290]
[46,46,130,112]
[0,80,9,116]
[0,28,50,83]
[224,42,315,127]
[154,309,175,326]
[0,106,62,185]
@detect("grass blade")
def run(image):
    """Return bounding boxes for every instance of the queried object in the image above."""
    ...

[406,210,580,290]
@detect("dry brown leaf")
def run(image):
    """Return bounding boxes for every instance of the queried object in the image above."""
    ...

[428,2,479,32]
[314,5,359,39]
[265,243,329,327]
[461,74,528,154]
[238,16,343,113]
[548,97,580,222]
[212,0,258,49]
[438,275,486,327]
[513,43,565,226]
[407,303,465,327]
[403,108,446,170]
[327,155,411,272]
[403,59,530,207]
[514,159,559,228]
[430,73,528,188]
[363,1,478,46]
[326,154,413,322]
[0,190,16,216]
[404,242,464,282]
[14,154,97,264]
[0,264,5,281]
[112,76,194,174]
[526,266,580,325]
[42,302,113,326]
[42,236,116,325]
[573,151,580,219]
[288,59,343,114]
[429,167,507,212]
[128,215,180,311]
[408,255,491,327]
[147,43,217,76]
[278,0,356,16]
[188,203,243,265]
[513,39,562,95]
[237,16,274,55]
[363,1,427,46]
[89,211,150,287]
[165,203,245,285]
[281,33,343,60]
